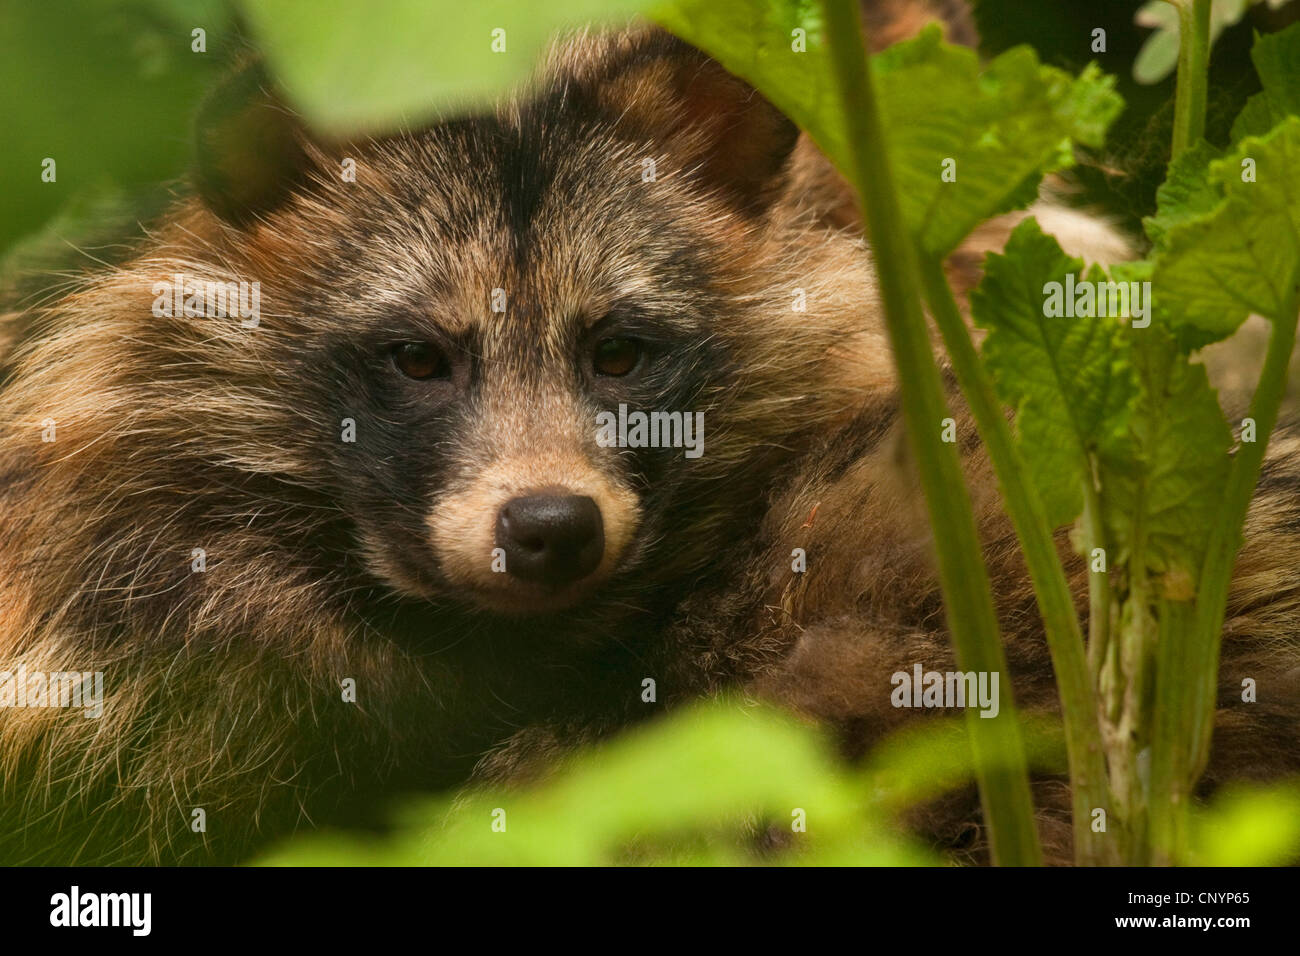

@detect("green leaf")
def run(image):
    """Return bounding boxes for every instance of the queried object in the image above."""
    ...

[1190,782,1300,865]
[660,12,1120,259]
[1231,19,1300,142]
[872,28,1122,256]
[1153,117,1300,338]
[1143,139,1223,250]
[241,0,655,134]
[247,2,1120,260]
[1231,93,1281,144]
[971,219,1137,528]
[1100,322,1232,584]
[861,714,1066,814]
[0,0,232,254]
[1133,5,1182,86]
[257,699,939,867]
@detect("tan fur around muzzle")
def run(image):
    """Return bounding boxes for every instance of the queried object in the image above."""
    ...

[428,449,640,610]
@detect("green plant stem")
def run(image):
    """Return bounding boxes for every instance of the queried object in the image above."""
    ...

[822,0,1041,866]
[1082,476,1111,683]
[1188,300,1300,776]
[918,255,1111,865]
[1169,0,1212,159]
[1142,0,1215,869]
[1150,597,1195,863]
[1115,475,1154,865]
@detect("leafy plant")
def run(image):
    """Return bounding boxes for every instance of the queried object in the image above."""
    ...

[260,700,1071,866]
[801,1,1300,865]
[622,0,1299,865]
[1132,0,1288,85]
[0,0,233,253]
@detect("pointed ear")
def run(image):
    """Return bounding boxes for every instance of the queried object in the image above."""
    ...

[192,61,315,226]
[591,34,800,217]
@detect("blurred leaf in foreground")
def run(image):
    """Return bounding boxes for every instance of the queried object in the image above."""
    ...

[1188,780,1300,865]
[260,699,934,866]
[240,0,654,134]
[260,697,1072,866]
[0,0,231,254]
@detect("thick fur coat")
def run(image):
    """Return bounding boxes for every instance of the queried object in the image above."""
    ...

[1,10,1296,865]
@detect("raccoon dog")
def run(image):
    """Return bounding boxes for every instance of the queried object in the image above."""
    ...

[1,15,1297,865]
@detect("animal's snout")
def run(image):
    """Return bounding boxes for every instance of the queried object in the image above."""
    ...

[495,493,605,587]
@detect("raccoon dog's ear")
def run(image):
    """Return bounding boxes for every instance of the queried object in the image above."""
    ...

[596,35,799,217]
[192,60,315,227]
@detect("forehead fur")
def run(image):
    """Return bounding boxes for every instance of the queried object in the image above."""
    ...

[2,25,884,467]
[210,37,760,354]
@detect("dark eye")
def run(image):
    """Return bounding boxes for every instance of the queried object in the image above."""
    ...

[391,342,450,380]
[592,336,643,377]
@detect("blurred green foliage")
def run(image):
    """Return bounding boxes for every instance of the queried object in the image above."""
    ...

[259,699,1064,866]
[257,695,1296,866]
[0,0,233,253]
[1189,782,1300,865]
[242,0,654,134]
[7,0,1294,254]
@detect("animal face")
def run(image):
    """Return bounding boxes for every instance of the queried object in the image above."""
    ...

[172,30,811,618]
[303,121,737,615]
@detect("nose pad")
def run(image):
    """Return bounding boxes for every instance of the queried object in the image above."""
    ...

[495,494,605,587]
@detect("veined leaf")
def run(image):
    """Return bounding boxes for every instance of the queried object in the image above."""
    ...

[1231,19,1300,142]
[1153,117,1300,339]
[872,27,1122,257]
[1100,317,1232,584]
[660,13,1121,259]
[653,0,847,169]
[1144,139,1223,251]
[971,219,1137,528]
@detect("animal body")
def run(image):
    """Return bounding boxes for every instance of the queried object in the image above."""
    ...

[1,6,1296,865]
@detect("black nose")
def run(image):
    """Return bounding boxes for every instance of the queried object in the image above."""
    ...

[495,494,605,587]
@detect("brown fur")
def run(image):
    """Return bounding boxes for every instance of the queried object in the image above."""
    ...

[1,5,1296,867]
[0,24,881,864]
